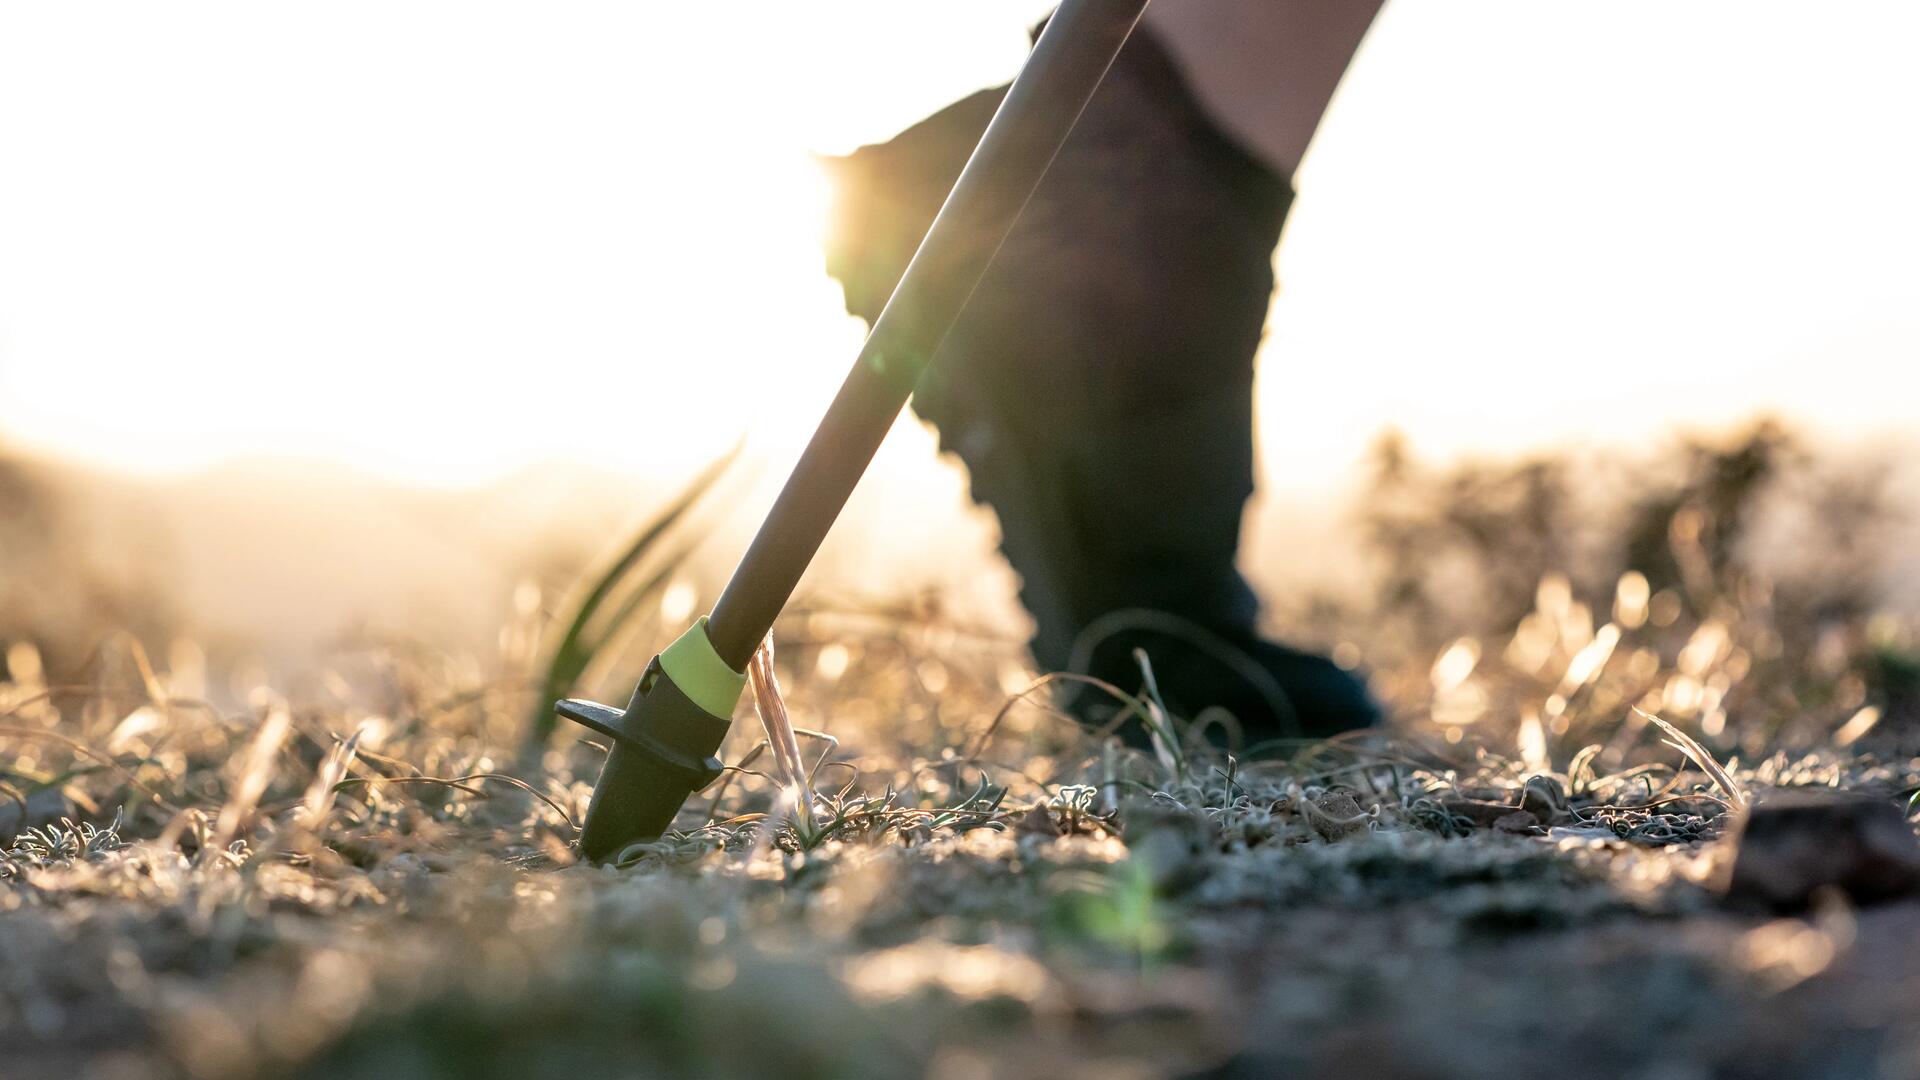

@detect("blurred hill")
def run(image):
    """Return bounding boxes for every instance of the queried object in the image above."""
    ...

[0,442,1021,697]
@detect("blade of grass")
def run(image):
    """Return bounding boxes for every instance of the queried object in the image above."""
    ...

[209,705,292,855]
[1635,706,1746,810]
[524,448,737,750]
[748,635,815,826]
[298,723,367,826]
[1132,648,1185,781]
[571,530,713,681]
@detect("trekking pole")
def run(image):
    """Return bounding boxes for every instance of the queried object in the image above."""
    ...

[556,0,1152,861]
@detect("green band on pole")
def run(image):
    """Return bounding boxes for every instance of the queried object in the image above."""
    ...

[657,617,748,717]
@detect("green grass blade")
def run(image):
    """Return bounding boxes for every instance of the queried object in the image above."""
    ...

[523,449,737,749]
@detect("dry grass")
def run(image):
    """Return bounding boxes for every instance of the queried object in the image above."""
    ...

[4,420,1920,1079]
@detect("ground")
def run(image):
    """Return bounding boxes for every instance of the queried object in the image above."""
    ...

[5,424,1920,1079]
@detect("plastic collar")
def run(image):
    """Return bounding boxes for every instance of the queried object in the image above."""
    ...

[656,617,747,718]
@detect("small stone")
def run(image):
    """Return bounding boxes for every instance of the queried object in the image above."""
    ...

[1493,810,1543,835]
[1015,804,1062,837]
[1305,789,1369,842]
[1724,789,1920,911]
[383,852,431,875]
[1519,776,1571,824]
[1547,826,1621,843]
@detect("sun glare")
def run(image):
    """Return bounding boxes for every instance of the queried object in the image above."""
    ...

[786,156,837,252]
[0,2,1915,492]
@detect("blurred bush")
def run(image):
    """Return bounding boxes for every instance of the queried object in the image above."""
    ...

[1342,417,1917,755]
[1355,418,1900,653]
[0,446,176,684]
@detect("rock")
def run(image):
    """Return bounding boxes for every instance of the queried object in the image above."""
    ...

[1493,810,1543,836]
[1724,789,1920,911]
[1547,825,1622,843]
[383,852,432,876]
[0,787,72,839]
[1305,789,1370,842]
[1437,777,1579,835]
[1518,776,1571,825]
[1015,804,1062,838]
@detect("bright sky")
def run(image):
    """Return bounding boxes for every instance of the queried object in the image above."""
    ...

[2,1,1916,494]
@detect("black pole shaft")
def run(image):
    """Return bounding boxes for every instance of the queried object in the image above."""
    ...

[707,0,1151,670]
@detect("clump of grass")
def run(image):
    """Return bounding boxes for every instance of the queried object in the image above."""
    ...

[2,813,126,875]
[522,450,735,752]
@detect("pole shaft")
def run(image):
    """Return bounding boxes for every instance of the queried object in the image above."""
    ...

[706,0,1150,670]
